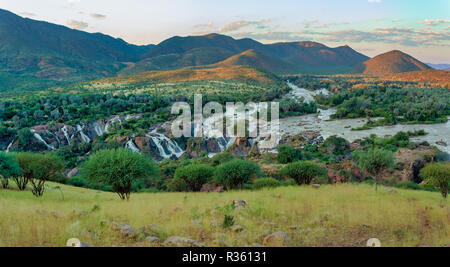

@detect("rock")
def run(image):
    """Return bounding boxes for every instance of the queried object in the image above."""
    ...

[145,224,167,239]
[79,242,93,247]
[120,225,134,237]
[263,232,290,247]
[230,225,246,233]
[228,138,254,157]
[144,236,161,244]
[288,225,300,230]
[231,200,248,208]
[419,141,430,147]
[66,168,80,178]
[163,236,204,247]
[436,141,447,146]
[311,184,321,189]
[252,243,265,247]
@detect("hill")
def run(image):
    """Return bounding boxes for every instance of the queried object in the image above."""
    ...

[123,34,370,75]
[357,50,432,76]
[387,69,450,87]
[97,64,278,85]
[0,9,153,90]
[0,182,448,247]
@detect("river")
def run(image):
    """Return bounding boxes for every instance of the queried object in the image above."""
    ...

[281,82,449,153]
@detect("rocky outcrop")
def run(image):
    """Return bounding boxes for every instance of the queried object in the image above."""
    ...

[280,130,324,148]
[396,146,436,183]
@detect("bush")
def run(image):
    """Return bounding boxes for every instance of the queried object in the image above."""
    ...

[83,149,160,200]
[69,178,86,187]
[277,145,302,164]
[16,153,64,196]
[252,178,281,190]
[0,152,22,189]
[420,162,450,198]
[395,181,423,191]
[211,152,234,166]
[214,159,260,190]
[167,178,187,192]
[281,161,327,185]
[173,164,215,192]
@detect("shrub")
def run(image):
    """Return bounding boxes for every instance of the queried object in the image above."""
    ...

[323,136,350,155]
[211,152,234,166]
[173,164,215,192]
[277,145,302,164]
[167,178,187,192]
[214,159,260,190]
[281,161,327,185]
[420,162,450,198]
[83,149,159,200]
[252,178,281,190]
[16,153,65,197]
[0,152,22,189]
[395,181,423,191]
[69,178,86,187]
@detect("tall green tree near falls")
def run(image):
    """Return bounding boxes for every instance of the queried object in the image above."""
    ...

[352,149,395,192]
[420,162,450,199]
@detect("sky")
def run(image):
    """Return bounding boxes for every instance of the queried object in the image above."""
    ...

[0,0,449,63]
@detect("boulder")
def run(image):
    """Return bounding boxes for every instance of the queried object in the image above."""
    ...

[67,168,80,178]
[163,236,204,247]
[231,200,248,208]
[263,232,290,247]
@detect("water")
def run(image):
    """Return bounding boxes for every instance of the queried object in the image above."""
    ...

[147,130,185,159]
[125,140,141,153]
[282,83,450,153]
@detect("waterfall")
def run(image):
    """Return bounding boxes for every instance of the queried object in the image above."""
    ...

[125,140,141,153]
[92,122,105,137]
[6,141,13,153]
[31,130,55,150]
[62,126,71,145]
[76,125,91,143]
[47,130,60,147]
[147,131,184,159]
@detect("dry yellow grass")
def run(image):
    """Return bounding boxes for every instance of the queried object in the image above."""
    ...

[0,182,448,247]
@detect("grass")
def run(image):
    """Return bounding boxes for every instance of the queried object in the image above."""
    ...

[0,182,448,247]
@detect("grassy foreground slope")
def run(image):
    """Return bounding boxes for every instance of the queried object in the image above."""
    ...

[0,182,448,247]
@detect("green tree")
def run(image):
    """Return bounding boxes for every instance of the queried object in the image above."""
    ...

[83,149,159,200]
[173,164,214,192]
[281,161,327,185]
[352,149,395,191]
[16,153,65,197]
[0,152,22,189]
[214,159,260,190]
[420,162,450,199]
[277,145,302,164]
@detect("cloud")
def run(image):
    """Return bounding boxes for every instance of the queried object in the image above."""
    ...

[90,13,106,19]
[314,22,349,29]
[194,22,214,28]
[422,19,450,26]
[218,19,271,33]
[66,20,88,30]
[368,0,381,3]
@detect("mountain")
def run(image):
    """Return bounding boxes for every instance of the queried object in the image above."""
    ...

[427,63,450,70]
[123,34,370,75]
[356,50,432,76]
[0,8,153,90]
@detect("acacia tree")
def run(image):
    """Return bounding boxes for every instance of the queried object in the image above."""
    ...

[83,148,159,200]
[16,153,64,197]
[0,152,22,189]
[420,162,450,199]
[352,149,395,191]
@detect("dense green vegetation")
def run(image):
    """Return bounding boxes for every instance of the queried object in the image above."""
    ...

[317,87,450,127]
[420,162,450,198]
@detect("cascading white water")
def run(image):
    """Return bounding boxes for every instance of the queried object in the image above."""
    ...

[76,125,91,143]
[92,122,105,137]
[6,141,13,153]
[62,126,71,145]
[147,131,184,159]
[31,130,55,150]
[125,140,141,153]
